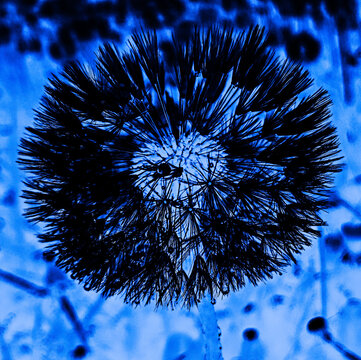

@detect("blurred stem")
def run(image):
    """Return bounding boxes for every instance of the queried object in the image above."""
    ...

[59,296,88,345]
[318,235,327,318]
[337,27,353,104]
[198,293,223,360]
[0,268,48,298]
[323,331,361,360]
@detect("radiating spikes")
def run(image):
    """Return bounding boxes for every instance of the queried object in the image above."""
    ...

[18,25,342,309]
[97,43,133,89]
[129,28,163,90]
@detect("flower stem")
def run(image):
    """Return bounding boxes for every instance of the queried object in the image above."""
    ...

[198,293,223,360]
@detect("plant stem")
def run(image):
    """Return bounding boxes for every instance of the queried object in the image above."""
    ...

[198,293,223,360]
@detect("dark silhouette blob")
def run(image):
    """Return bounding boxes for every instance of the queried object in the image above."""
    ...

[342,222,361,237]
[307,316,327,332]
[243,328,259,341]
[324,233,343,251]
[243,303,255,313]
[286,31,321,63]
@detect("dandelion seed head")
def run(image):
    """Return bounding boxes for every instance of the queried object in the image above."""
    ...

[18,25,342,308]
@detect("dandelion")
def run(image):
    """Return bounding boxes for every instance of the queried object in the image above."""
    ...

[18,25,342,308]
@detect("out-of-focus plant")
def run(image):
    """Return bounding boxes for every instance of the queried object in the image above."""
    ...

[307,316,361,359]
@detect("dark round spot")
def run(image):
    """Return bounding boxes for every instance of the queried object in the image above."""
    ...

[313,272,321,280]
[347,130,357,143]
[57,26,76,57]
[325,0,358,29]
[39,1,57,18]
[28,38,41,52]
[160,40,176,65]
[46,266,67,285]
[307,316,327,332]
[114,1,127,25]
[0,5,7,17]
[198,7,219,25]
[341,251,353,264]
[355,254,361,265]
[49,42,62,59]
[18,38,41,53]
[243,328,258,341]
[293,263,302,277]
[271,0,308,16]
[265,29,282,46]
[158,0,186,26]
[271,294,284,305]
[345,52,358,66]
[235,10,251,27]
[0,23,11,45]
[243,302,255,313]
[71,19,95,41]
[324,233,343,252]
[72,345,87,358]
[175,20,194,42]
[25,12,38,25]
[286,31,321,63]
[355,174,361,184]
[19,344,31,354]
[57,0,79,16]
[17,39,27,53]
[19,0,38,6]
[88,1,114,15]
[326,192,341,208]
[130,0,162,28]
[3,189,16,206]
[172,167,183,177]
[0,217,5,231]
[342,222,361,237]
[93,17,112,38]
[222,0,249,12]
[43,250,56,262]
[157,163,172,176]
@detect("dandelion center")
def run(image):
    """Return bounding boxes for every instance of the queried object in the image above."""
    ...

[131,128,228,234]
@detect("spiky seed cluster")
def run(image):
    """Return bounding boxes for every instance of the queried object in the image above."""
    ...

[18,26,342,308]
